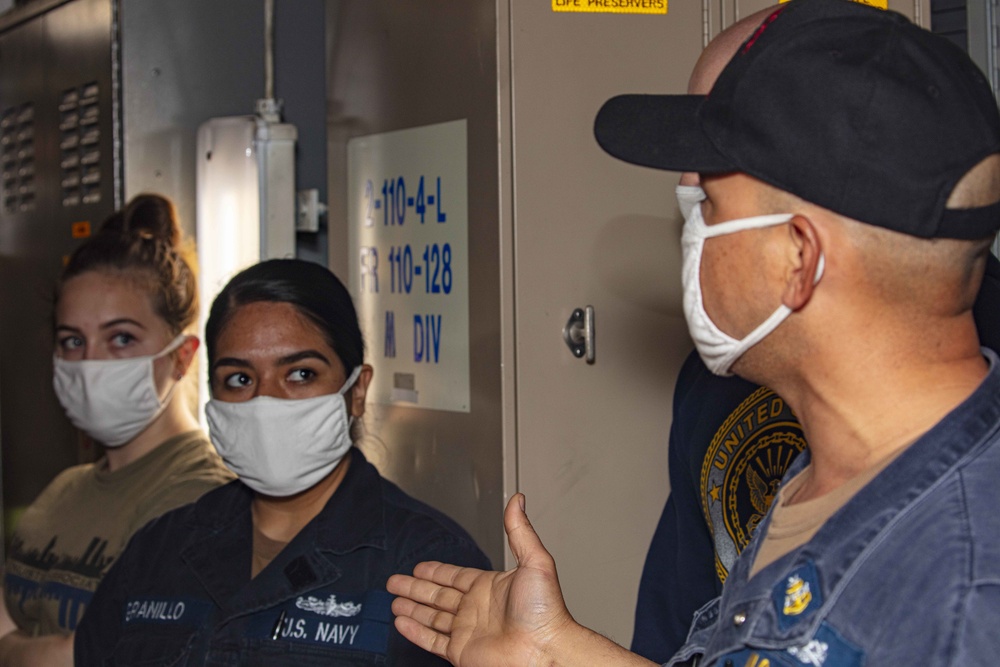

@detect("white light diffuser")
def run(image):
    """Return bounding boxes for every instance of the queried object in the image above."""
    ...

[195,115,297,423]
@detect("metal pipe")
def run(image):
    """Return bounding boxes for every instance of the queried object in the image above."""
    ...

[265,0,275,100]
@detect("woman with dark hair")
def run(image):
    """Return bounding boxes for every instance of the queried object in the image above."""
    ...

[76,258,490,666]
[0,195,234,666]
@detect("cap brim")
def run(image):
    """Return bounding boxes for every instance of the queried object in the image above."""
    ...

[594,94,735,174]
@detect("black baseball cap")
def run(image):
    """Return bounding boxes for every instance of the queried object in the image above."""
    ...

[594,0,1000,240]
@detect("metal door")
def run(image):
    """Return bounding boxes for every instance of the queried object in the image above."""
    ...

[508,3,703,645]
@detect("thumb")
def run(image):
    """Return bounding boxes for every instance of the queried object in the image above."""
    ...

[504,493,552,569]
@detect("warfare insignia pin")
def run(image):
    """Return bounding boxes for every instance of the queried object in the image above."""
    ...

[783,575,812,616]
[788,639,829,666]
[772,561,822,629]
[295,594,363,618]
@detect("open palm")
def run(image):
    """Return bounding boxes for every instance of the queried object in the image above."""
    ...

[389,494,576,667]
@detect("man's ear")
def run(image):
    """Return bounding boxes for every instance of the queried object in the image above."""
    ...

[348,364,374,419]
[782,215,823,312]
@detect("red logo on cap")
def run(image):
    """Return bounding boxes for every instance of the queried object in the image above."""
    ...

[742,6,786,54]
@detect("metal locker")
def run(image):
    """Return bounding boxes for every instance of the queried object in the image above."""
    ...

[0,0,117,550]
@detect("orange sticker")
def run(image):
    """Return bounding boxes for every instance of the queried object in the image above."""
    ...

[71,221,91,238]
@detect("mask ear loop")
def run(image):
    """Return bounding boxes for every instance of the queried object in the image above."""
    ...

[339,366,364,395]
[339,365,364,428]
[156,334,193,381]
[153,334,194,401]
[688,212,820,376]
[154,333,192,360]
[126,334,191,409]
[717,250,826,373]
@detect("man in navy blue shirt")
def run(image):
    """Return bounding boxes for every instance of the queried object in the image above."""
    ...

[389,2,1000,664]
[633,255,1000,663]
[630,5,1000,660]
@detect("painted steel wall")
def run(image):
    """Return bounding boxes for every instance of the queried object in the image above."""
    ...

[326,1,511,568]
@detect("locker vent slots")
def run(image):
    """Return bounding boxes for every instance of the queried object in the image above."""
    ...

[58,83,101,208]
[1,103,35,213]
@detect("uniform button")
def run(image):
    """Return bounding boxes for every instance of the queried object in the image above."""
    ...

[724,661,735,667]
[733,612,747,626]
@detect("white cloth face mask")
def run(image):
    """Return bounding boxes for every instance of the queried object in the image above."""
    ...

[52,334,189,447]
[679,185,824,376]
[206,365,363,498]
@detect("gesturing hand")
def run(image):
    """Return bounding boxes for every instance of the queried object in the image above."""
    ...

[387,493,576,667]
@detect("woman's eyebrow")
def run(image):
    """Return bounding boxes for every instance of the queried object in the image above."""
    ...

[100,318,146,330]
[211,357,251,373]
[277,350,331,366]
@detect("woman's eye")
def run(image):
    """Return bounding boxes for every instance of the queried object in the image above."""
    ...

[110,332,135,348]
[288,368,316,383]
[223,373,253,389]
[58,335,84,351]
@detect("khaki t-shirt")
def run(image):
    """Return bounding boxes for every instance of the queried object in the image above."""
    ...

[251,524,288,579]
[751,451,901,578]
[3,431,235,635]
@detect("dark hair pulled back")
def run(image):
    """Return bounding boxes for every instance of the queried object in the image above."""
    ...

[205,259,365,374]
[57,194,198,334]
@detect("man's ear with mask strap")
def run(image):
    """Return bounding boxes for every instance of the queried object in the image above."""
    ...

[781,214,824,312]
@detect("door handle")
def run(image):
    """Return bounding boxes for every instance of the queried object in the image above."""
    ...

[563,306,596,364]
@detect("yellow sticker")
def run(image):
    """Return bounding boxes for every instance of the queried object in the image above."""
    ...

[552,0,667,15]
[781,0,886,6]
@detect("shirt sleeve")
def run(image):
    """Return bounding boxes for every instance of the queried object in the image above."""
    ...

[952,583,1000,664]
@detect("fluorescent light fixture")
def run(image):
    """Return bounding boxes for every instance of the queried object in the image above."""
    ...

[195,115,297,423]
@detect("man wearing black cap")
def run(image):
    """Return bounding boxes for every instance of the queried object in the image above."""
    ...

[632,3,1000,662]
[388,1,1000,664]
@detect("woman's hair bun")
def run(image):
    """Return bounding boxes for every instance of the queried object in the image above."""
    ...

[58,192,199,334]
[102,193,181,247]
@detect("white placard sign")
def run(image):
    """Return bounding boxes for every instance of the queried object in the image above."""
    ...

[347,120,470,412]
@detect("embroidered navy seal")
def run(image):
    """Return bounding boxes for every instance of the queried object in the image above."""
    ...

[700,387,806,583]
